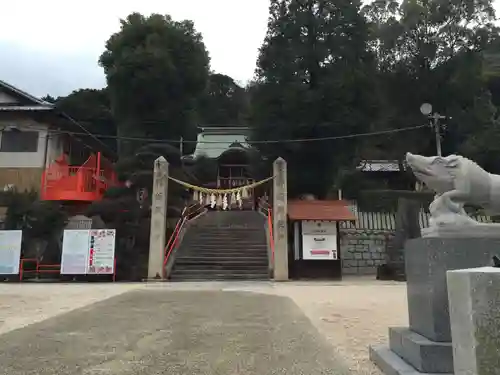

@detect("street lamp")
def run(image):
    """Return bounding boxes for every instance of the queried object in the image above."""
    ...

[420,103,446,156]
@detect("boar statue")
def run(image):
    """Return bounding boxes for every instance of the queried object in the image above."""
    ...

[405,152,500,237]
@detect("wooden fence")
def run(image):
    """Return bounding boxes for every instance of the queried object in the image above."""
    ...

[339,204,491,232]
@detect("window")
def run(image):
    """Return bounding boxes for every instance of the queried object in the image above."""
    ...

[0,130,39,152]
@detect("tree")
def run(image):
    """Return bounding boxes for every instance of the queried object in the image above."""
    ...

[41,94,56,103]
[198,73,248,125]
[99,13,210,157]
[250,0,377,198]
[361,0,500,167]
[3,190,68,266]
[54,89,117,155]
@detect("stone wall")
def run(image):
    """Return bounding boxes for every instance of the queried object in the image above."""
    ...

[340,231,391,275]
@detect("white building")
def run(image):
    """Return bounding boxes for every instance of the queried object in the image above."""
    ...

[0,80,105,192]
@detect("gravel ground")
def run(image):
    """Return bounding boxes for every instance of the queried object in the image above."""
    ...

[270,280,408,375]
[0,278,407,375]
[0,289,350,375]
[0,283,142,335]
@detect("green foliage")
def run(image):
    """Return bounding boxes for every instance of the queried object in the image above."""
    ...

[199,73,248,125]
[361,0,500,168]
[250,0,377,198]
[3,190,68,263]
[41,95,56,103]
[3,190,38,230]
[191,155,219,185]
[114,143,184,192]
[99,13,210,157]
[54,89,117,155]
[2,190,68,235]
[356,190,433,212]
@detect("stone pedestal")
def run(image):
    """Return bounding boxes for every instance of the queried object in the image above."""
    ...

[447,267,500,375]
[370,237,500,375]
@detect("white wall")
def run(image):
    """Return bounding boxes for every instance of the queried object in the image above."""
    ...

[193,133,250,158]
[0,124,63,168]
[0,91,17,104]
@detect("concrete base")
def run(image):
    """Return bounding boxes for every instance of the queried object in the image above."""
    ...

[142,278,166,282]
[371,237,500,375]
[447,267,500,375]
[389,328,453,373]
[370,345,452,375]
[405,237,500,342]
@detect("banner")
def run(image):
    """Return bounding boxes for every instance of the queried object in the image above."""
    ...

[0,230,22,274]
[61,229,116,275]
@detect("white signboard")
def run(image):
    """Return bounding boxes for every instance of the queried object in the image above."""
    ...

[87,230,116,275]
[302,220,337,235]
[302,234,338,260]
[61,230,92,275]
[61,229,116,275]
[0,230,22,274]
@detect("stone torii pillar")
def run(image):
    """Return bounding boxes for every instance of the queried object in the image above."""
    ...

[273,157,289,281]
[148,156,169,279]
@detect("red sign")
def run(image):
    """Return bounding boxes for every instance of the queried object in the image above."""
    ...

[310,250,330,255]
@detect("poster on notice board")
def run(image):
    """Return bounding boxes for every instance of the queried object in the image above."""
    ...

[60,230,92,275]
[0,230,22,274]
[87,229,116,275]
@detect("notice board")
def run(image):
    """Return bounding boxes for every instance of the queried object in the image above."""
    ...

[61,229,116,275]
[0,230,22,274]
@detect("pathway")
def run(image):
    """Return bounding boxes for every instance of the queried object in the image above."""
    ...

[0,288,350,375]
[0,279,407,375]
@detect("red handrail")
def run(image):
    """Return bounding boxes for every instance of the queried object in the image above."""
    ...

[164,208,186,255]
[162,202,206,278]
[164,216,187,270]
[258,197,274,266]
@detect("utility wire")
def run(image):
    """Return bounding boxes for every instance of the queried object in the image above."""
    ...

[34,124,428,145]
[58,112,117,156]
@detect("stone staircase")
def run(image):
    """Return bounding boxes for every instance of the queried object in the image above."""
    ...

[169,211,270,281]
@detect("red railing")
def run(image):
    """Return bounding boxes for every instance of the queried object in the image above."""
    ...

[19,258,61,280]
[19,257,116,281]
[258,198,274,265]
[163,202,206,278]
[41,152,117,202]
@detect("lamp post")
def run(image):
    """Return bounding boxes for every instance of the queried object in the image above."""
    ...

[420,103,447,157]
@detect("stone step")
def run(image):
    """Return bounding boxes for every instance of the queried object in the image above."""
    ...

[174,265,268,272]
[172,267,268,274]
[179,255,268,261]
[175,257,268,265]
[182,235,267,241]
[181,242,267,249]
[170,274,269,281]
[170,211,269,281]
[187,228,264,233]
[180,249,267,254]
[170,270,269,279]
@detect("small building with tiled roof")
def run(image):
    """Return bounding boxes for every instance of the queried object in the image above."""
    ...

[287,199,356,279]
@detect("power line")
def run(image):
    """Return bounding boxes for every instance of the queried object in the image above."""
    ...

[59,112,116,156]
[35,124,428,145]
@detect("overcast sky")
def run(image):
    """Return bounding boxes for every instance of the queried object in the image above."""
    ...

[2,0,500,98]
[0,0,270,97]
